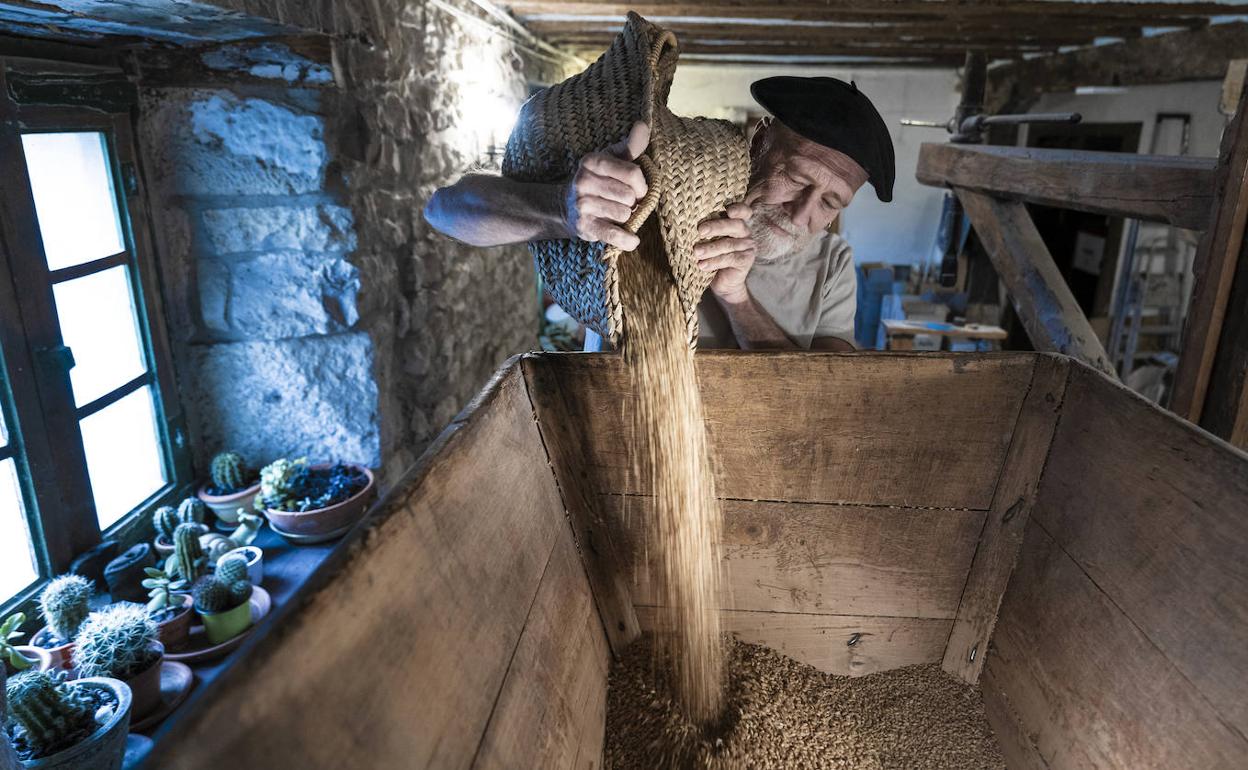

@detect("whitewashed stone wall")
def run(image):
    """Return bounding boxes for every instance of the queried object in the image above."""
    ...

[136,1,568,485]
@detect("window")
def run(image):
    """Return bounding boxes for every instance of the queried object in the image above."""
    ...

[0,60,191,608]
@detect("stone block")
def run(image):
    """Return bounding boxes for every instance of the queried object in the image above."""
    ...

[188,333,381,469]
[198,251,360,339]
[199,203,356,256]
[141,89,326,196]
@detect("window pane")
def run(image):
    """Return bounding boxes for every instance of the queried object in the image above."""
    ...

[52,265,146,407]
[0,458,38,599]
[21,132,125,271]
[80,385,165,529]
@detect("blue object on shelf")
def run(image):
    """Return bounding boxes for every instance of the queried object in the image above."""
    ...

[855,264,894,350]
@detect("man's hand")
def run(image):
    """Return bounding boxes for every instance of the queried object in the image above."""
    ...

[561,121,650,251]
[694,202,756,302]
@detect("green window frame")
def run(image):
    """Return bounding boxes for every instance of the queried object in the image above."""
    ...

[0,57,192,612]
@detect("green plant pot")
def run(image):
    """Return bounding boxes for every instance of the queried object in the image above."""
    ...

[198,600,252,645]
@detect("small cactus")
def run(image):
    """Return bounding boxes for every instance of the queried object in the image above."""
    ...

[177,497,206,526]
[171,523,206,583]
[152,505,178,541]
[210,451,251,494]
[38,575,92,642]
[72,604,159,680]
[5,669,96,758]
[193,575,251,614]
[215,552,249,584]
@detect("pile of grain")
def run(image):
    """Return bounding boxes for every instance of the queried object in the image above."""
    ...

[618,223,725,725]
[605,634,1006,770]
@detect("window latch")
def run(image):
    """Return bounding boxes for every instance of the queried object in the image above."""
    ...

[35,344,76,374]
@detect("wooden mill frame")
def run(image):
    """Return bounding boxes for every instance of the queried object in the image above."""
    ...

[916,85,1248,446]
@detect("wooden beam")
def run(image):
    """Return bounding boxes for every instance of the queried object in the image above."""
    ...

[987,22,1248,113]
[954,188,1117,377]
[917,143,1217,231]
[508,1,1233,23]
[1172,83,1248,428]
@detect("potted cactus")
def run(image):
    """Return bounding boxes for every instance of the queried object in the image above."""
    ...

[199,451,261,527]
[151,498,207,558]
[3,669,131,769]
[30,576,93,673]
[192,569,253,645]
[140,568,193,651]
[163,523,209,587]
[260,457,375,537]
[71,605,162,720]
[2,614,50,676]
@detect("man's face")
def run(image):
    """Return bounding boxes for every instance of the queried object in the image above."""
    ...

[743,121,868,264]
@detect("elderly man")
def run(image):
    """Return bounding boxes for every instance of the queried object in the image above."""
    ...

[424,76,894,351]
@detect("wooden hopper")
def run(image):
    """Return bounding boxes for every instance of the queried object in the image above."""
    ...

[143,352,1248,769]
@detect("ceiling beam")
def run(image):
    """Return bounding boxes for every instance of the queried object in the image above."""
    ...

[986,21,1248,112]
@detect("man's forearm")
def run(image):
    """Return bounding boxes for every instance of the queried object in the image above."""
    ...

[715,289,798,350]
[424,174,567,247]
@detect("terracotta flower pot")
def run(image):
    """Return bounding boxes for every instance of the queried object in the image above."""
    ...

[29,627,74,675]
[199,481,260,527]
[155,595,194,651]
[16,676,132,770]
[198,599,252,645]
[122,642,164,719]
[153,534,175,558]
[265,465,376,537]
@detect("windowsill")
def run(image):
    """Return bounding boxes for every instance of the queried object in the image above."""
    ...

[121,522,340,768]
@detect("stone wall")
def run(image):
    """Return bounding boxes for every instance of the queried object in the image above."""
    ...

[134,1,572,486]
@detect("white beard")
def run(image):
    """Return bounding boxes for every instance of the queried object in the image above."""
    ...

[746,205,818,265]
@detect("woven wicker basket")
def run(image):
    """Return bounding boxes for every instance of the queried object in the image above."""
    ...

[502,12,750,348]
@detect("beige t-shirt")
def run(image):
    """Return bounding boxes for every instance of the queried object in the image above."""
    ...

[697,231,857,349]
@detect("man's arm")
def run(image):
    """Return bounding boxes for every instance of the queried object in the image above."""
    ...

[423,122,650,251]
[694,203,797,350]
[713,289,799,350]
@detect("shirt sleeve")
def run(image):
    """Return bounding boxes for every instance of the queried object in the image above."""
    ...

[814,234,857,344]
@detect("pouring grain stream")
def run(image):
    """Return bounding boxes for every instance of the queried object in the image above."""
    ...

[619,220,726,726]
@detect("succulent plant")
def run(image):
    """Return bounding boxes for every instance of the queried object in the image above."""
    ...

[4,669,96,758]
[215,552,249,585]
[210,451,252,495]
[178,496,207,526]
[258,457,306,511]
[193,575,251,614]
[38,575,93,643]
[1,612,32,671]
[170,523,207,583]
[72,604,159,680]
[151,505,178,541]
[140,567,189,615]
[259,458,367,512]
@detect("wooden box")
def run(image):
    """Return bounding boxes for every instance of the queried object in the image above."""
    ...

[146,352,1248,769]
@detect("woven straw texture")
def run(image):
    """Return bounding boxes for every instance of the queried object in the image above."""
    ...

[502,12,750,347]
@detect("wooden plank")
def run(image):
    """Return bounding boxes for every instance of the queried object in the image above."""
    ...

[636,606,950,677]
[980,665,1050,770]
[1031,364,1248,738]
[942,355,1070,683]
[603,495,983,619]
[533,351,1032,509]
[474,532,609,770]
[955,189,1117,378]
[522,355,640,656]
[984,524,1248,768]
[150,363,570,770]
[917,143,1216,231]
[882,318,1008,340]
[1173,82,1248,427]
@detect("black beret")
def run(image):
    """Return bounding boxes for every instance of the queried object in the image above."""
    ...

[750,76,896,203]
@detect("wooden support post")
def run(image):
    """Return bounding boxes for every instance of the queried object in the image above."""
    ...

[954,187,1117,378]
[1172,83,1248,439]
[941,355,1069,683]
